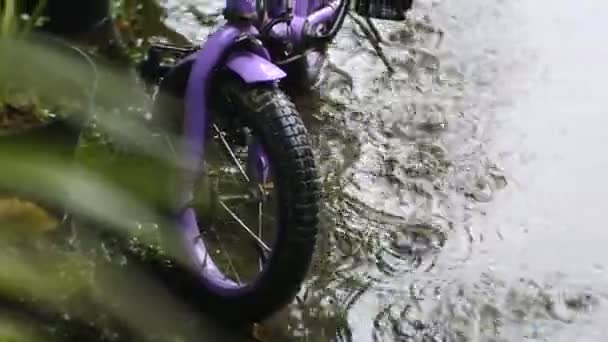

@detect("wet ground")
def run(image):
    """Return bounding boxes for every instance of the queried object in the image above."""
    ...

[6,0,602,340]
[146,0,608,340]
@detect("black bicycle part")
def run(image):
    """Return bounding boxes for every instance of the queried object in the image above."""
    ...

[354,0,413,21]
[138,43,199,86]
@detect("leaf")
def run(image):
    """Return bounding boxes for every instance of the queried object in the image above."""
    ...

[0,197,59,235]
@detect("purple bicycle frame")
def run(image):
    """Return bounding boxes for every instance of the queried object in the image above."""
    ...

[176,0,343,287]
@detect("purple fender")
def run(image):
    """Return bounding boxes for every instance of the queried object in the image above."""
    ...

[225,51,286,83]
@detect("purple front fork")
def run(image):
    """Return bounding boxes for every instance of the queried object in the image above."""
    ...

[181,26,239,207]
[180,24,274,206]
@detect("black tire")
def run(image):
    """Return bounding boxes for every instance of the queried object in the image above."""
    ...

[152,63,321,322]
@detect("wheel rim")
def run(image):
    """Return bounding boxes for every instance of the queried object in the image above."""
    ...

[176,120,279,293]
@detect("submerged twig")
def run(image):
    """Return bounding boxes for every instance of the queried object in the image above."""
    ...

[347,13,395,75]
[365,17,385,44]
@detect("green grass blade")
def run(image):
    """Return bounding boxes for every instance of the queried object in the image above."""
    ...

[1,0,16,37]
[20,0,48,38]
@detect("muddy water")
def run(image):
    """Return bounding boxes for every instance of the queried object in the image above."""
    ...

[155,0,608,340]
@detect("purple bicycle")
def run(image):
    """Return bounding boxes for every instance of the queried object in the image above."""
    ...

[138,0,412,322]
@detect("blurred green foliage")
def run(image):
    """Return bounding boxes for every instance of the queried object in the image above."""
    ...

[0,0,47,37]
[0,1,201,338]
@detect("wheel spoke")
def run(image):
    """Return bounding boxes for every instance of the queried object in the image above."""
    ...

[218,193,251,201]
[212,124,250,182]
[200,124,278,281]
[257,201,264,270]
[200,228,242,285]
[218,200,271,253]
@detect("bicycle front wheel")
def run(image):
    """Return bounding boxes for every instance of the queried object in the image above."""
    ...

[154,68,321,322]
